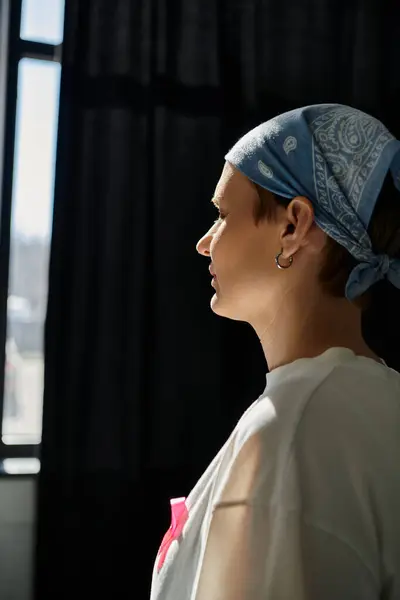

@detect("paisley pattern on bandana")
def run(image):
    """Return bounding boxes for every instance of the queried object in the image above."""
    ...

[310,107,396,262]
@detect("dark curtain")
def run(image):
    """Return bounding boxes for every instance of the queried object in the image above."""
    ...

[34,1,400,598]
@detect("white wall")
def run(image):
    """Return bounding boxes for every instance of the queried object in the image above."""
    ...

[0,477,35,600]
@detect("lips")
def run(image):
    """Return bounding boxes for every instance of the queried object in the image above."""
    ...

[209,265,216,278]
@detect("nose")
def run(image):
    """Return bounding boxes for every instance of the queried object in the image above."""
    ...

[196,229,213,257]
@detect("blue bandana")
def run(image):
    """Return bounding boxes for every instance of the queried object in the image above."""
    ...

[225,104,400,300]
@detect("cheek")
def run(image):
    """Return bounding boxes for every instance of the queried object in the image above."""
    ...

[236,236,278,287]
[210,221,276,283]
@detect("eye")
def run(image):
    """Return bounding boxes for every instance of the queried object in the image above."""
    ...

[214,211,226,224]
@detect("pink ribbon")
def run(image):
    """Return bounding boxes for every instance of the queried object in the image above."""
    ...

[157,497,188,571]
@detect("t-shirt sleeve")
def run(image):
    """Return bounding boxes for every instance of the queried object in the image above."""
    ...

[192,434,380,600]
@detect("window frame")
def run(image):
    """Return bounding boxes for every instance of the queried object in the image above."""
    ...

[0,0,63,460]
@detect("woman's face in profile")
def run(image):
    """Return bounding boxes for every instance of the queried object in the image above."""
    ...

[196,162,289,323]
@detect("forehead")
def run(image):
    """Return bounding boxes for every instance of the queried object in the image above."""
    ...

[213,162,258,205]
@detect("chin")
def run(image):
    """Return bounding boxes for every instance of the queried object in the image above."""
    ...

[210,293,226,316]
[210,293,243,321]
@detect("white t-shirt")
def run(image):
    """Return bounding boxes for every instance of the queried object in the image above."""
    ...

[150,347,400,600]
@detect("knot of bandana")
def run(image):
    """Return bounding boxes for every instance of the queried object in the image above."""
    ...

[225,104,400,300]
[346,254,400,300]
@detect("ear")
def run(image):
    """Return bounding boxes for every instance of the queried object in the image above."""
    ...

[280,196,324,257]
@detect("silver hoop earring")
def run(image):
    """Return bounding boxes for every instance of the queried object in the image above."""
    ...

[275,249,293,270]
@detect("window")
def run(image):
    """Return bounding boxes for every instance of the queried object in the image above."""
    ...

[0,0,65,459]
[20,0,65,45]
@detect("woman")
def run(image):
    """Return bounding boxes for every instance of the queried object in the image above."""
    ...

[150,104,400,599]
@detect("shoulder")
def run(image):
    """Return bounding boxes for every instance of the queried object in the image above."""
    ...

[222,358,400,496]
[217,356,400,499]
[291,360,400,511]
[296,359,400,449]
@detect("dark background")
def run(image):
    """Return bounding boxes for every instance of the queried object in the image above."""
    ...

[33,1,400,598]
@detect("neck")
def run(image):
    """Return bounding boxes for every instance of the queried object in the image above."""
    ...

[254,287,378,371]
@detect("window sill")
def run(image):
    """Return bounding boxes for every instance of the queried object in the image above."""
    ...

[0,457,40,475]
